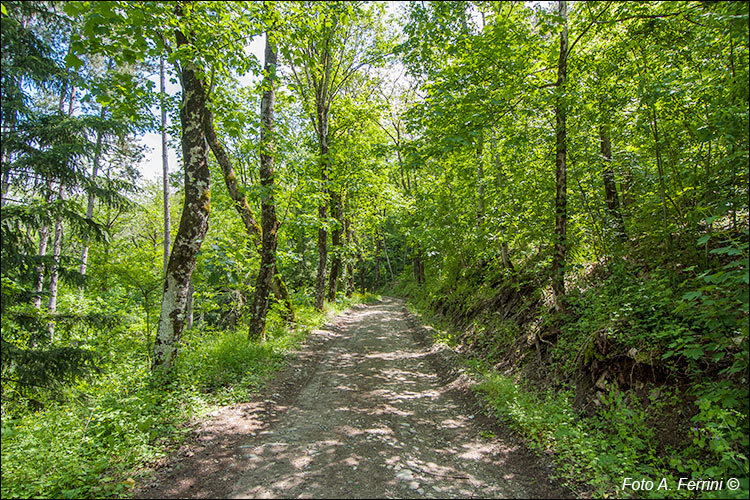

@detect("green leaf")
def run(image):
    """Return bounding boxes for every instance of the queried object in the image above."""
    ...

[682,291,702,301]
[696,234,711,246]
[705,215,720,224]
[96,93,112,106]
[65,53,84,70]
[710,246,742,256]
[683,346,704,360]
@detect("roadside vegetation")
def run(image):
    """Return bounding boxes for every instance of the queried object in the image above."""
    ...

[1,293,378,499]
[396,247,748,498]
[2,1,747,498]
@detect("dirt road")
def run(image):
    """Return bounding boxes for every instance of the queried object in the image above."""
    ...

[138,297,569,499]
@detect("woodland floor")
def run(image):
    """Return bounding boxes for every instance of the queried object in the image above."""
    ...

[134,297,571,499]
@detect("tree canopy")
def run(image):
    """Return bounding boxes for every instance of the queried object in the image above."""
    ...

[1,1,748,498]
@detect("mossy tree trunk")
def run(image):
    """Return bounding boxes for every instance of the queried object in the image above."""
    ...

[203,96,294,323]
[152,23,211,374]
[249,31,280,340]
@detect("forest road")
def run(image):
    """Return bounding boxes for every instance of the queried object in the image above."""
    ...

[137,297,570,499]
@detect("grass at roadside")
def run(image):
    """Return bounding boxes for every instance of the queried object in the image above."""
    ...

[404,299,749,499]
[0,292,380,499]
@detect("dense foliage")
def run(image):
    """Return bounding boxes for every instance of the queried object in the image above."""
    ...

[393,1,748,496]
[1,1,747,498]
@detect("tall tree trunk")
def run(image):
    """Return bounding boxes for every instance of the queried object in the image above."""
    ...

[551,0,568,311]
[152,26,211,374]
[413,247,425,285]
[649,106,672,250]
[161,56,171,274]
[79,105,107,276]
[346,262,354,295]
[204,110,262,240]
[374,236,381,290]
[249,31,280,340]
[358,254,366,293]
[476,131,486,269]
[47,186,65,340]
[476,132,485,225]
[32,221,49,309]
[491,130,514,270]
[327,190,343,302]
[1,110,17,207]
[599,117,626,240]
[314,105,329,310]
[344,216,354,295]
[32,184,54,309]
[203,98,294,323]
[382,233,394,284]
[342,217,354,297]
[47,84,76,336]
[354,232,365,293]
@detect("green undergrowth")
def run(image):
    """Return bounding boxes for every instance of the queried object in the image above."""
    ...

[397,253,748,499]
[408,301,748,498]
[472,367,748,498]
[1,292,379,499]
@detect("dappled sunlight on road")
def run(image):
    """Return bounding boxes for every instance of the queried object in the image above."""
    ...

[227,297,559,499]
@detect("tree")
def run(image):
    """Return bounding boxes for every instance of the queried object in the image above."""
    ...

[248,23,280,340]
[151,5,212,373]
[160,56,171,273]
[202,87,296,324]
[285,1,387,309]
[1,0,135,392]
[551,0,569,310]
